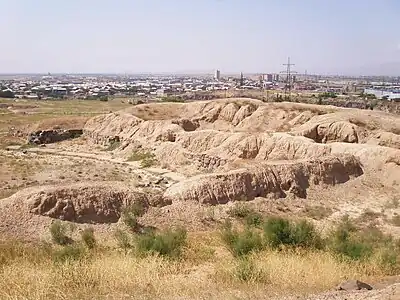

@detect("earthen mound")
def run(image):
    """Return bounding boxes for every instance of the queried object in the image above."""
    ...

[7,182,167,224]
[164,155,363,204]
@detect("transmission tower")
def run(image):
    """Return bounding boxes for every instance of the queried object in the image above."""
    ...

[280,57,297,101]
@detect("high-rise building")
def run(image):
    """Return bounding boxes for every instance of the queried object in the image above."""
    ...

[214,69,221,81]
[273,74,280,82]
[266,74,273,82]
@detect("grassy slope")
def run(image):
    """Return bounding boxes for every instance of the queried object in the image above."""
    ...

[0,230,393,300]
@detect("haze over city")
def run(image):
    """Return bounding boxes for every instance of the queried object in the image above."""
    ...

[1,0,400,75]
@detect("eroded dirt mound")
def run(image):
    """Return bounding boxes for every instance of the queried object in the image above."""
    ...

[83,100,400,172]
[6,182,167,224]
[164,155,363,204]
[293,109,400,148]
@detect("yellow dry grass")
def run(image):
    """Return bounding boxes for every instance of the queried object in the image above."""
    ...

[0,232,390,300]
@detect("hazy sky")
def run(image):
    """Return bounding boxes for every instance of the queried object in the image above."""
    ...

[1,0,400,75]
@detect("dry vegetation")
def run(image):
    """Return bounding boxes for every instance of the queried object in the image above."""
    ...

[1,215,399,300]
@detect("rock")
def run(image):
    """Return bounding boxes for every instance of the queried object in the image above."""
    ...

[336,280,373,291]
[27,129,83,145]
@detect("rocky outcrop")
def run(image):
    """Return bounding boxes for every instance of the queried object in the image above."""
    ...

[164,155,363,204]
[28,129,83,144]
[295,121,359,143]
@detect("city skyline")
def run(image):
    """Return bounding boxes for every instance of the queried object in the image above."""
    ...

[1,0,400,76]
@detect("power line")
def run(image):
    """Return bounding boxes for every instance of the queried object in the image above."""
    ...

[280,57,297,101]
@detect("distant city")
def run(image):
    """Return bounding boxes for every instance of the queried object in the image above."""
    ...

[0,70,399,101]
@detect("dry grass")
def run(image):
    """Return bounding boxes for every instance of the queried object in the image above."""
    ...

[0,230,394,300]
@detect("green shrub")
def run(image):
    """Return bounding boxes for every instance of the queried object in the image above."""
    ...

[81,227,96,250]
[245,212,263,227]
[52,245,86,263]
[228,203,263,227]
[263,217,322,249]
[127,149,154,162]
[221,222,264,257]
[50,221,72,246]
[263,217,292,249]
[228,203,253,219]
[114,229,132,253]
[291,220,323,249]
[136,227,187,258]
[328,222,373,261]
[122,212,140,233]
[140,157,157,168]
[103,141,120,151]
[121,203,147,232]
[127,149,158,168]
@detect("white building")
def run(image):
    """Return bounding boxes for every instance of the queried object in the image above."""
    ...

[364,88,400,101]
[214,69,221,81]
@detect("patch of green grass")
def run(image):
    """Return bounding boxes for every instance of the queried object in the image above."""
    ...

[127,149,158,168]
[103,141,121,151]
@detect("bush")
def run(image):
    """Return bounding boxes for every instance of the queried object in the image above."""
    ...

[136,227,187,258]
[52,245,86,263]
[228,203,253,219]
[291,220,323,249]
[263,217,322,249]
[228,203,263,227]
[263,217,292,249]
[127,149,158,168]
[140,156,157,168]
[122,211,140,233]
[245,212,263,227]
[114,229,132,253]
[104,141,120,151]
[50,221,73,246]
[221,222,264,257]
[121,203,146,232]
[328,221,373,261]
[81,227,96,250]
